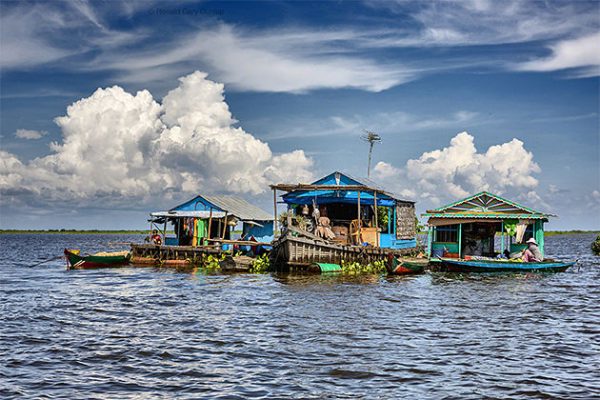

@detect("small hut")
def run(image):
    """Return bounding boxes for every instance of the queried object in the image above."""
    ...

[422,191,553,259]
[271,171,416,249]
[149,195,274,247]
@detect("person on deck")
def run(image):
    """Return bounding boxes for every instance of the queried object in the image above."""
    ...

[522,238,543,262]
[150,230,162,245]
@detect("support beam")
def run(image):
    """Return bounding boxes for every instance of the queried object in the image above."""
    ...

[427,226,433,257]
[207,208,213,245]
[221,212,229,240]
[373,191,379,247]
[500,221,504,254]
[273,189,277,238]
[357,191,362,244]
[458,223,463,259]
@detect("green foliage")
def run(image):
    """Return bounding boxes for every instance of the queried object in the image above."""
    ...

[592,234,600,255]
[377,206,389,232]
[278,211,309,231]
[415,217,424,234]
[0,229,167,235]
[249,254,270,273]
[340,259,387,275]
[295,215,308,231]
[278,211,292,226]
[544,230,600,236]
[202,253,225,270]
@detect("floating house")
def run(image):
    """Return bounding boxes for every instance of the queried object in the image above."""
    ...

[130,195,274,267]
[422,191,553,259]
[269,171,417,268]
[150,195,274,246]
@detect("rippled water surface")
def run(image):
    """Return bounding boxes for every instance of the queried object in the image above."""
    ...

[1,233,599,399]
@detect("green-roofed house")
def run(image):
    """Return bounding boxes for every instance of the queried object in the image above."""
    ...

[422,191,554,259]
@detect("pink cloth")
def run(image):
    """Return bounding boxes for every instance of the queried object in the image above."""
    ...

[523,249,540,262]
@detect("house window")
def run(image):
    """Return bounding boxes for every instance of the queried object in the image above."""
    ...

[435,225,458,242]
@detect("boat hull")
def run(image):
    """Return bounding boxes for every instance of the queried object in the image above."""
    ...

[64,249,130,269]
[439,258,574,273]
[393,261,427,275]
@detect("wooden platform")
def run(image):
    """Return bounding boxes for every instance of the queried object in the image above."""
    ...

[129,244,255,272]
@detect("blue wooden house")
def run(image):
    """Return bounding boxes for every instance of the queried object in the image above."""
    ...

[150,195,274,246]
[271,171,417,249]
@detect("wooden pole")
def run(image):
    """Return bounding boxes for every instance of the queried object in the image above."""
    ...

[427,226,433,257]
[373,191,379,247]
[500,221,504,254]
[357,191,361,245]
[458,223,463,259]
[273,189,277,238]
[221,212,228,240]
[163,221,167,244]
[207,208,213,244]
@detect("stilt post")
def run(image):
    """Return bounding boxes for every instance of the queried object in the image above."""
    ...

[273,189,277,238]
[373,191,379,247]
[357,191,362,245]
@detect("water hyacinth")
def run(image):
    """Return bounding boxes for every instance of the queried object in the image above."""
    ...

[340,259,387,275]
[201,253,226,270]
[249,254,270,273]
[592,235,600,255]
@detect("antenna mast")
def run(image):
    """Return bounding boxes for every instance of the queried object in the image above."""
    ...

[362,130,382,177]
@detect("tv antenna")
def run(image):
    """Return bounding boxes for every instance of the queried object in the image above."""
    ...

[362,130,381,177]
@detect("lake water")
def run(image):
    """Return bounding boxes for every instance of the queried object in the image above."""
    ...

[1,233,599,399]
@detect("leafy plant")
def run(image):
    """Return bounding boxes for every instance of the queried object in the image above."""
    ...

[340,259,387,275]
[377,206,389,232]
[295,215,308,231]
[202,253,225,270]
[249,253,270,273]
[592,234,600,255]
[415,217,424,234]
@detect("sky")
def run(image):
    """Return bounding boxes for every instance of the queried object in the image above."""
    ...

[0,0,599,230]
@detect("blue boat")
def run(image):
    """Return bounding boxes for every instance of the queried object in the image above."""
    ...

[439,258,575,273]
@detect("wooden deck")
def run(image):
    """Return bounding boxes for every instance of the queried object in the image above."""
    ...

[129,244,255,271]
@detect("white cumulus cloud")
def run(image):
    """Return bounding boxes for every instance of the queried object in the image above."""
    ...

[0,71,313,208]
[373,131,542,206]
[14,129,48,140]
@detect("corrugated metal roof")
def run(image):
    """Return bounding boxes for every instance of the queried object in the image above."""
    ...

[202,195,273,221]
[425,213,548,219]
[151,210,226,218]
[280,171,414,204]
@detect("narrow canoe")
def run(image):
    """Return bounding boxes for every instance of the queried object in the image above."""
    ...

[390,258,427,275]
[64,249,130,269]
[439,258,575,273]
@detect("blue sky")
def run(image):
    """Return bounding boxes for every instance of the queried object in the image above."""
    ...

[0,0,598,230]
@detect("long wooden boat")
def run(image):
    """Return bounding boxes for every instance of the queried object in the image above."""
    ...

[438,257,575,273]
[64,249,131,269]
[390,258,428,275]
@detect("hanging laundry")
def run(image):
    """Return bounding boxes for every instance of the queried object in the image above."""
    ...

[515,220,528,243]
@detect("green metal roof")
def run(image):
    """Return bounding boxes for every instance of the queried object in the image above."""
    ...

[422,191,554,220]
[424,213,548,219]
